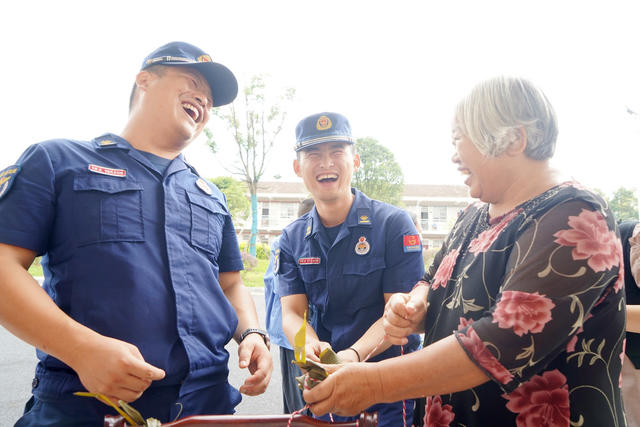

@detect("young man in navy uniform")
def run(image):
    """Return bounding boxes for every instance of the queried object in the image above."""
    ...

[0,41,272,425]
[277,112,425,426]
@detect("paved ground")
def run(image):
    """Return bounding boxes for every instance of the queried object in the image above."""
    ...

[0,287,282,426]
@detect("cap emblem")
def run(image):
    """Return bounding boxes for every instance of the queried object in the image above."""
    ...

[197,54,212,63]
[316,115,332,131]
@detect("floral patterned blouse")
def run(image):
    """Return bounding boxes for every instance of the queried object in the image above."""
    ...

[419,183,626,427]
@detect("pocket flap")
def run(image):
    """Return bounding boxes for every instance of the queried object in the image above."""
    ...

[73,174,142,194]
[186,191,228,215]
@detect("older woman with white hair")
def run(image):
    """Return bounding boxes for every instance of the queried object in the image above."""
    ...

[303,76,626,426]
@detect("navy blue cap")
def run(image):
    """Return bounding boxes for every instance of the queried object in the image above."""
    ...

[141,41,238,107]
[295,112,354,152]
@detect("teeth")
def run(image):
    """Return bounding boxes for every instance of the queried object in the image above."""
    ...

[182,103,200,122]
[317,174,338,181]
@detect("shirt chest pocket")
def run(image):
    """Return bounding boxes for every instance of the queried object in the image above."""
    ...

[341,256,386,309]
[299,264,328,308]
[72,174,144,246]
[186,191,228,256]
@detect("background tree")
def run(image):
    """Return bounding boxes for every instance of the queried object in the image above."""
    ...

[206,75,295,256]
[594,186,639,222]
[609,186,639,222]
[209,176,250,225]
[352,137,404,206]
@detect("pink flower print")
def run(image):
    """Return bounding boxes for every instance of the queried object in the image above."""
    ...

[468,209,521,255]
[613,269,624,294]
[492,291,555,336]
[553,209,621,273]
[431,247,460,290]
[458,326,514,384]
[504,369,570,427]
[424,395,455,427]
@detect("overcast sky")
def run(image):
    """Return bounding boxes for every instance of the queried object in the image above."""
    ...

[2,0,639,196]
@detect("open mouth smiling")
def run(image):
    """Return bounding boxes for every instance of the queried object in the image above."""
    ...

[182,102,201,123]
[317,173,338,183]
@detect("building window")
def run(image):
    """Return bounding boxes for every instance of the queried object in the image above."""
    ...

[280,203,295,219]
[261,206,270,227]
[432,207,447,222]
[420,209,429,230]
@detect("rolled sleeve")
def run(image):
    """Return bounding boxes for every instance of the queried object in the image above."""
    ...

[381,211,425,293]
[0,144,56,254]
[275,230,305,296]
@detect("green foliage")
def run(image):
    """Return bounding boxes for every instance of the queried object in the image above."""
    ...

[239,241,270,260]
[240,258,269,287]
[609,187,638,222]
[352,137,404,206]
[209,176,250,222]
[205,75,295,256]
[596,186,639,222]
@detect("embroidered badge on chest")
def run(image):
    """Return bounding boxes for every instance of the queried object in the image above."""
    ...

[88,164,126,177]
[0,165,21,200]
[196,178,213,195]
[355,236,370,256]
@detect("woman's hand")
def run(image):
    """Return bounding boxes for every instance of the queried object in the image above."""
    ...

[303,362,381,417]
[383,284,429,345]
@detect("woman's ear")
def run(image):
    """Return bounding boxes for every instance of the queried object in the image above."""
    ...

[506,127,527,156]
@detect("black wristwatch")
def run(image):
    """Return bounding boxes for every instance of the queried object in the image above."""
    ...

[240,328,271,350]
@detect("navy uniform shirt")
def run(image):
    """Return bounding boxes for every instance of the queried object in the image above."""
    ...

[0,134,244,399]
[277,188,425,361]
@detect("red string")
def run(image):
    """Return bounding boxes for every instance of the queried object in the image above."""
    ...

[287,404,310,427]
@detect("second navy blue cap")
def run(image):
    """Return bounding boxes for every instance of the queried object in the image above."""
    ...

[295,112,354,152]
[141,41,238,107]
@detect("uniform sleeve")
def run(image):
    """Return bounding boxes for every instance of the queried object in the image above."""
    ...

[454,199,623,393]
[0,144,56,254]
[216,207,244,272]
[275,230,305,296]
[381,210,425,293]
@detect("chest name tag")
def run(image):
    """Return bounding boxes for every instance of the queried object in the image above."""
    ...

[88,164,126,177]
[403,234,422,253]
[298,257,321,265]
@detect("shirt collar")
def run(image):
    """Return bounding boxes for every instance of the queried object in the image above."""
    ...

[304,188,373,240]
[93,133,190,176]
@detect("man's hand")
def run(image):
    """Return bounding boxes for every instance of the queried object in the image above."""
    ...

[67,334,165,403]
[304,340,332,363]
[383,285,429,345]
[237,333,273,395]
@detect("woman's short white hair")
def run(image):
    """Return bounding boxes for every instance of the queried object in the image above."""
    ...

[455,76,558,160]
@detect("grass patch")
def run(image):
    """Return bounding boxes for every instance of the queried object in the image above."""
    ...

[241,258,269,287]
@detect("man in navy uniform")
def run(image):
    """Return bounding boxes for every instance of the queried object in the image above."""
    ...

[0,41,272,425]
[277,112,425,426]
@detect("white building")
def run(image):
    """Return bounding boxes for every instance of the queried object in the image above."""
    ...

[236,182,473,249]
